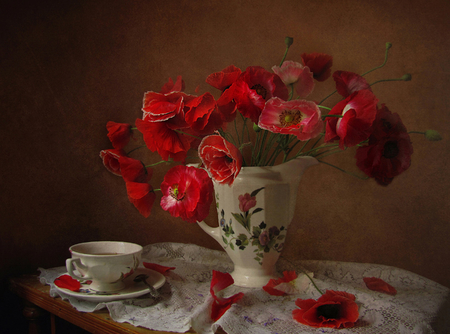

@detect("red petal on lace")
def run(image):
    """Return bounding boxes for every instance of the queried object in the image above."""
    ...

[54,275,81,292]
[143,262,176,275]
[210,270,244,321]
[363,277,397,295]
[263,271,297,296]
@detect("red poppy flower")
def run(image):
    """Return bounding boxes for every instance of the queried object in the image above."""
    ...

[263,271,298,296]
[119,156,155,217]
[54,275,81,292]
[301,52,333,82]
[143,262,176,275]
[271,61,315,98]
[99,148,127,176]
[159,75,185,94]
[210,270,244,322]
[293,290,359,328]
[198,134,243,185]
[206,65,242,91]
[355,105,413,186]
[232,66,289,123]
[333,71,372,98]
[259,97,323,141]
[160,165,214,223]
[325,89,378,149]
[363,277,397,295]
[184,92,223,135]
[206,65,242,123]
[135,118,195,162]
[106,121,133,149]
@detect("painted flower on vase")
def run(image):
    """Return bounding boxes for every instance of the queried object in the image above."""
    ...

[198,134,243,185]
[238,193,257,212]
[160,165,214,223]
[293,290,359,328]
[258,97,323,141]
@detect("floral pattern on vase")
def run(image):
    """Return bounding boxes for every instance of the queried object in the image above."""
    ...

[219,187,287,265]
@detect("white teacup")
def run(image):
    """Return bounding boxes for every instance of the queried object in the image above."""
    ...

[65,241,142,292]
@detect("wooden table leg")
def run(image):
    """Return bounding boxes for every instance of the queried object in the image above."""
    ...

[22,300,47,334]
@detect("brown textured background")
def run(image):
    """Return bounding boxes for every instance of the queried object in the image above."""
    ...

[1,0,449,328]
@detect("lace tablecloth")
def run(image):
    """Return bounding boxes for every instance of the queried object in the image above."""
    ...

[39,242,449,334]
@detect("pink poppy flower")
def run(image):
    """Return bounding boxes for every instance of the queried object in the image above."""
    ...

[232,66,289,123]
[258,97,323,141]
[210,270,244,322]
[325,89,378,149]
[363,277,397,295]
[238,193,257,212]
[355,105,413,186]
[143,262,176,275]
[119,156,155,217]
[160,165,214,223]
[106,121,133,149]
[272,61,315,98]
[293,290,359,328]
[99,148,127,176]
[333,71,372,98]
[54,275,81,292]
[301,52,333,82]
[198,134,243,185]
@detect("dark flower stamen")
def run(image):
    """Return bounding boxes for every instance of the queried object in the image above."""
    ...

[382,141,399,159]
[252,84,267,99]
[317,304,341,319]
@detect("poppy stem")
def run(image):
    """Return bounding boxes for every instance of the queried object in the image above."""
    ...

[126,145,147,155]
[318,105,332,111]
[318,160,369,180]
[362,42,392,76]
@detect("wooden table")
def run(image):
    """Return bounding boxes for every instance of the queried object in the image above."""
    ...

[9,274,198,334]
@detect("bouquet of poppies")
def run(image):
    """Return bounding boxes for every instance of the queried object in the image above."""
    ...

[100,37,441,222]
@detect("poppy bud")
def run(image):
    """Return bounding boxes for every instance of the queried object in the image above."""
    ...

[401,73,412,81]
[425,130,442,141]
[285,36,294,48]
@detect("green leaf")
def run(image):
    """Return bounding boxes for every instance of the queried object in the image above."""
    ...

[222,236,228,245]
[252,208,263,215]
[250,187,265,197]
[230,243,235,250]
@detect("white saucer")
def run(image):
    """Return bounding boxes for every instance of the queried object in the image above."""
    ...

[54,267,166,302]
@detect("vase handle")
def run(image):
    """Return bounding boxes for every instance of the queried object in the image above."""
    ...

[197,221,225,247]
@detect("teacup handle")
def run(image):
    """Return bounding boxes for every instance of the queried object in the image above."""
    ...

[66,258,91,280]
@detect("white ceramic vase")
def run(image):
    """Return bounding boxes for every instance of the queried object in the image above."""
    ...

[198,156,318,288]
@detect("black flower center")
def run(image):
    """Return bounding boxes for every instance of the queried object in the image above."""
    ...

[317,304,341,319]
[383,141,399,159]
[251,84,267,99]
